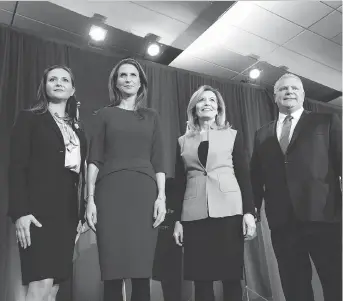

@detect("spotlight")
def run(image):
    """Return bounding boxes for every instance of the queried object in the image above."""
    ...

[89,25,107,42]
[147,43,160,56]
[143,33,163,59]
[249,69,261,79]
[88,13,108,49]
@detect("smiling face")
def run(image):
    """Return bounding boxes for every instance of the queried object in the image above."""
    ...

[46,68,75,102]
[195,90,218,121]
[274,76,305,113]
[116,63,141,97]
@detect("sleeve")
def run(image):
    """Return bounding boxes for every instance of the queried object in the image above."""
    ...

[167,140,187,221]
[87,109,106,168]
[232,130,255,216]
[8,111,34,223]
[249,130,265,221]
[329,113,342,179]
[150,111,166,173]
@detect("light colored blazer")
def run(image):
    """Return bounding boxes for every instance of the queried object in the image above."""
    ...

[179,127,243,221]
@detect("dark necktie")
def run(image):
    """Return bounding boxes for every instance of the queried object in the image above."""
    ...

[279,115,293,154]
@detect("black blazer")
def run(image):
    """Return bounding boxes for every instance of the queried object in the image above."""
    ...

[250,110,342,229]
[8,110,87,223]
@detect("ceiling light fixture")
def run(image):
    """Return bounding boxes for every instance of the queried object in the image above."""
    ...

[147,43,160,56]
[89,25,107,42]
[88,13,108,48]
[249,68,261,79]
[144,33,162,58]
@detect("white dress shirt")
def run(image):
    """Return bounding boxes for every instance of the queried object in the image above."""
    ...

[276,107,304,142]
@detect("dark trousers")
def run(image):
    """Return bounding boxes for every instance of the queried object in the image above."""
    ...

[271,219,342,301]
[194,280,242,301]
[104,278,150,301]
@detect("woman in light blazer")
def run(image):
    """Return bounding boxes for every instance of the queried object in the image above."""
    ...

[173,85,256,301]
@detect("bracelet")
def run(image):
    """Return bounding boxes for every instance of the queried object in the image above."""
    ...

[85,194,94,200]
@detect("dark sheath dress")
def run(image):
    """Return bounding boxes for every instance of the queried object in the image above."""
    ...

[177,135,247,281]
[88,106,165,280]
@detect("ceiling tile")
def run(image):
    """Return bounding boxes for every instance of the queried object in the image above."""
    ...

[267,46,342,91]
[131,1,211,25]
[0,8,12,25]
[170,53,238,80]
[49,0,189,45]
[331,32,343,45]
[254,1,333,28]
[197,23,279,59]
[309,10,342,39]
[220,2,303,45]
[186,42,257,73]
[284,30,342,71]
[322,1,343,9]
[0,1,16,12]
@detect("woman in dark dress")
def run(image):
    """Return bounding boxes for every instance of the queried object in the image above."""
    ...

[86,58,166,301]
[8,65,87,301]
[173,85,257,301]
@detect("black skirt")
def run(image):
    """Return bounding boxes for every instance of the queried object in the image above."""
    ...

[182,215,244,281]
[19,217,78,285]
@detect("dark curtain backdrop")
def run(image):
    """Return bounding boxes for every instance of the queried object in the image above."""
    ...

[1,25,341,301]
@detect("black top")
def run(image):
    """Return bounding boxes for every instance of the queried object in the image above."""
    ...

[198,141,209,167]
[88,106,165,183]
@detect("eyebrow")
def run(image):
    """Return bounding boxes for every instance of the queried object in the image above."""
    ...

[278,85,300,90]
[119,71,138,75]
[48,76,70,79]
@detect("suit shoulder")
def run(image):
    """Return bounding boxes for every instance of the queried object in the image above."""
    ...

[178,135,186,147]
[14,110,37,124]
[308,111,337,119]
[256,121,274,135]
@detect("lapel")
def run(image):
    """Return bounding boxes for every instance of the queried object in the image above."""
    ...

[74,126,87,162]
[41,111,64,146]
[267,120,284,155]
[185,133,206,170]
[287,110,311,153]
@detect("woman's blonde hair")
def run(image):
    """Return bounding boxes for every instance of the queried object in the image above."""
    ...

[186,85,229,135]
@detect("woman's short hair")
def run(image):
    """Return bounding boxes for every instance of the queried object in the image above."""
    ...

[186,85,229,134]
[29,65,79,122]
[108,58,148,110]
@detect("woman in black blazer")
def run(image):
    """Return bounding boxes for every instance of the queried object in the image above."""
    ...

[8,65,87,301]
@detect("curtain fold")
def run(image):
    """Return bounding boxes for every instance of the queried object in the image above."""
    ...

[0,24,340,301]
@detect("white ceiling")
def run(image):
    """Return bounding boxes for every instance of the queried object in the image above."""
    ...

[1,0,341,106]
[170,1,342,105]
[48,0,212,46]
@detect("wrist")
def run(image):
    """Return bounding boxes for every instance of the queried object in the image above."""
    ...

[157,193,166,200]
[86,194,95,203]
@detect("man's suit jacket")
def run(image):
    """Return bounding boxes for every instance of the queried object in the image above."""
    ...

[173,127,254,222]
[8,110,87,223]
[250,110,342,229]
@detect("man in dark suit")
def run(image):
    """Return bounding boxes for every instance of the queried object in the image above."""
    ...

[250,73,341,301]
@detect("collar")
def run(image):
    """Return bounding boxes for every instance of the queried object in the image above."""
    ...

[278,107,304,123]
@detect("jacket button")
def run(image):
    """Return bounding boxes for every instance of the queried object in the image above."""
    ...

[203,171,207,176]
